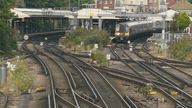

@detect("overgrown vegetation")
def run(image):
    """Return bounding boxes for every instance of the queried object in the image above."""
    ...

[61,28,110,50]
[168,35,192,61]
[0,0,17,55]
[188,0,192,3]
[60,28,110,66]
[91,50,108,66]
[9,60,33,92]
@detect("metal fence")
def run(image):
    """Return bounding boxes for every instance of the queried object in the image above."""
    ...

[148,32,192,49]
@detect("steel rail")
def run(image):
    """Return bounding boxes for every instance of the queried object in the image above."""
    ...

[132,40,192,101]
[0,92,8,108]
[50,46,132,108]
[47,47,108,108]
[42,48,80,108]
[73,64,98,100]
[22,42,57,108]
[110,46,188,108]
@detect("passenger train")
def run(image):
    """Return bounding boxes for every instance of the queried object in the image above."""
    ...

[114,20,163,41]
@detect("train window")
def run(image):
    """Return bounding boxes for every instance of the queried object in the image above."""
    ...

[116,24,120,31]
[125,26,129,32]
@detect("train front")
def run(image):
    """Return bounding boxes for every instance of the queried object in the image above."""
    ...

[115,23,130,42]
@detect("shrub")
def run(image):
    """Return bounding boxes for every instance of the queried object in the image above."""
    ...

[10,60,33,92]
[91,50,108,66]
[169,36,192,61]
[61,28,110,50]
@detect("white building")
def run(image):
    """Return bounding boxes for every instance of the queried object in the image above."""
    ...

[118,0,148,13]
[159,0,168,12]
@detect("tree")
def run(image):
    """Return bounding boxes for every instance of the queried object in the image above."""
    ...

[188,0,192,3]
[24,0,93,8]
[173,12,190,32]
[0,0,17,54]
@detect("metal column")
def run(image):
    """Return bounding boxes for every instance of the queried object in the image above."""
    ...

[0,64,7,85]
[98,16,103,30]
[73,13,78,30]
[90,16,93,30]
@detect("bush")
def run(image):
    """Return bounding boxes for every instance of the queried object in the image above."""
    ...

[10,60,33,92]
[91,50,108,66]
[61,28,110,50]
[169,36,192,61]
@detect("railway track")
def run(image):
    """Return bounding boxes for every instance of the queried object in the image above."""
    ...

[142,42,192,85]
[132,40,192,87]
[37,50,78,108]
[46,45,133,108]
[45,46,104,108]
[23,42,78,108]
[0,92,8,108]
[99,66,192,108]
[133,39,192,106]
[109,45,192,108]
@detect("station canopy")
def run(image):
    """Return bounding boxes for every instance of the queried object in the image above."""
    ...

[158,9,178,21]
[148,9,178,21]
[75,8,116,19]
[10,9,30,18]
[158,9,192,21]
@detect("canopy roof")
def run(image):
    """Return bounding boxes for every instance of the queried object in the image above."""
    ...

[75,8,116,19]
[10,9,30,18]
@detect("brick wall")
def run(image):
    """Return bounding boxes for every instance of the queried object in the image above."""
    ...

[96,0,115,9]
[166,0,176,7]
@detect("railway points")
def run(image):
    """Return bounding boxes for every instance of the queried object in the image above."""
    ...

[1,3,192,108]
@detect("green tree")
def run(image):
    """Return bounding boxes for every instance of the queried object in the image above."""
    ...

[188,0,192,3]
[173,12,190,32]
[24,0,93,8]
[0,0,17,54]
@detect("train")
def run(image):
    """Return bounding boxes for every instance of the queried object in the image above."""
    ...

[114,20,163,42]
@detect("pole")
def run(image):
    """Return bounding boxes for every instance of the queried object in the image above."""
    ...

[0,64,7,85]
[98,16,102,30]
[78,0,80,9]
[161,14,167,49]
[69,0,71,10]
[90,16,93,30]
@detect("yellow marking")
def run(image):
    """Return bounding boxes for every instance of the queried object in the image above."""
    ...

[148,91,157,95]
[125,32,129,36]
[170,91,178,96]
[35,87,46,92]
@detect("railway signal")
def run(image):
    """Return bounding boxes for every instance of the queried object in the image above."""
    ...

[23,35,29,41]
[129,45,133,51]
[44,37,48,41]
[106,54,111,67]
[40,42,44,46]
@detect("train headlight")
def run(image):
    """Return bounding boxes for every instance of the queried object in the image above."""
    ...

[115,32,120,36]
